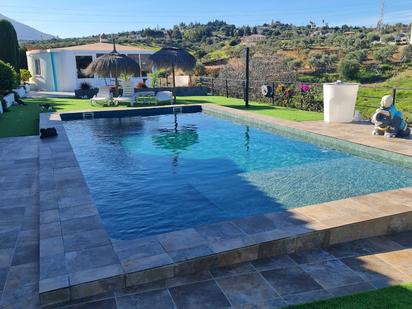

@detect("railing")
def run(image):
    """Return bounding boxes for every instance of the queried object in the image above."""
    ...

[195,76,412,121]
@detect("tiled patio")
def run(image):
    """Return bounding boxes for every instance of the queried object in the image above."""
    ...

[0,136,40,309]
[45,231,412,308]
[1,104,412,308]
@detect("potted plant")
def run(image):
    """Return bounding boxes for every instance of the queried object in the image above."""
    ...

[20,69,32,92]
[75,82,98,99]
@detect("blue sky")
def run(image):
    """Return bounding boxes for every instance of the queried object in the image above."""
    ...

[1,0,411,38]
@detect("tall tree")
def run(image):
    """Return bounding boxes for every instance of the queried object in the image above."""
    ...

[19,47,28,70]
[0,19,19,72]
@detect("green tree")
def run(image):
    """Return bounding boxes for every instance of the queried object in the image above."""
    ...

[0,19,19,72]
[172,28,183,41]
[0,60,17,93]
[309,53,337,73]
[338,57,360,80]
[19,47,28,69]
[374,46,396,64]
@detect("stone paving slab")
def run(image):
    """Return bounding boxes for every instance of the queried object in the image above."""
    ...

[0,136,40,309]
[48,231,412,308]
[35,106,412,307]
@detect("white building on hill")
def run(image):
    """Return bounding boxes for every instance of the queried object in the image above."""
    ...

[26,42,155,92]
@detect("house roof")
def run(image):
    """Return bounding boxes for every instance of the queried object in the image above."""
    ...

[27,42,154,54]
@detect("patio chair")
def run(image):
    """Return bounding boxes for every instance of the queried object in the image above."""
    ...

[136,91,156,105]
[156,91,173,104]
[90,86,112,106]
[113,85,136,106]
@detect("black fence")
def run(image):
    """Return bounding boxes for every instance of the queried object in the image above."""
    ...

[195,76,412,121]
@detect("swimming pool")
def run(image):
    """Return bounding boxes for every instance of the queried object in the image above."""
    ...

[64,112,412,240]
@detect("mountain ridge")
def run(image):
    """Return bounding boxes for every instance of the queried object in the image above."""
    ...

[0,13,55,41]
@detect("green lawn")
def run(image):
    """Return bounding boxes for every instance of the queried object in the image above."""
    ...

[357,70,412,121]
[289,282,412,309]
[177,96,324,121]
[0,102,40,137]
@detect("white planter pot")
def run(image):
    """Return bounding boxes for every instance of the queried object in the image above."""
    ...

[323,83,359,123]
[3,93,15,108]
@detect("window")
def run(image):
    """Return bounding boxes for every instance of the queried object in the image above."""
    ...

[75,56,93,78]
[34,59,41,75]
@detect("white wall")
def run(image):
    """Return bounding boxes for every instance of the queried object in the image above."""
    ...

[27,52,55,91]
[27,50,154,92]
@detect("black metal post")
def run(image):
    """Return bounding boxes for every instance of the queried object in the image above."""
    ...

[392,88,397,106]
[225,79,229,98]
[272,81,275,105]
[245,47,250,107]
[211,78,214,96]
[172,64,176,104]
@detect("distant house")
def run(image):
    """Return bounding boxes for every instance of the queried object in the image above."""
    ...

[26,42,155,92]
[242,34,266,45]
[343,31,356,36]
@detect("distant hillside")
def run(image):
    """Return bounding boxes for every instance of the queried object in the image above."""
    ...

[0,13,55,41]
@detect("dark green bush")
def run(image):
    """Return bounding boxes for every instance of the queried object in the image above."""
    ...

[0,19,19,72]
[0,60,17,94]
[338,57,360,80]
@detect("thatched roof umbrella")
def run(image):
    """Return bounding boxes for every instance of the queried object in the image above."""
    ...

[149,47,196,104]
[83,40,140,96]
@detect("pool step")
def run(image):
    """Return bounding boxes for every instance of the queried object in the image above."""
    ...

[173,106,182,114]
[83,112,94,119]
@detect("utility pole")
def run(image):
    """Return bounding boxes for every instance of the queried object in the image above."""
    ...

[244,47,250,107]
[377,0,385,32]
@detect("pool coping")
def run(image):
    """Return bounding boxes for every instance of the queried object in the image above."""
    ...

[38,104,412,306]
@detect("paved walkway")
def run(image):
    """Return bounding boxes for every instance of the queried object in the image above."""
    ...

[0,132,410,309]
[52,231,412,308]
[1,108,412,308]
[0,136,39,309]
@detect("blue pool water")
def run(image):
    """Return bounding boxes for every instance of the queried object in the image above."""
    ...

[64,112,412,239]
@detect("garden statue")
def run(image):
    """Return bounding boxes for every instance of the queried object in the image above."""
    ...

[371,95,410,138]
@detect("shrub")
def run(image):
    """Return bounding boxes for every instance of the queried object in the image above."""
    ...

[338,57,360,80]
[80,82,91,90]
[229,39,240,46]
[19,69,31,83]
[402,45,412,63]
[298,83,323,111]
[288,59,303,70]
[0,20,19,72]
[374,46,396,64]
[346,49,368,62]
[0,60,17,94]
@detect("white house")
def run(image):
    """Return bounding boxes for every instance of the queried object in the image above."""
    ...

[26,42,155,92]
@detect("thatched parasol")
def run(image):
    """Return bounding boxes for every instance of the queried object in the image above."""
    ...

[149,47,196,103]
[83,39,140,96]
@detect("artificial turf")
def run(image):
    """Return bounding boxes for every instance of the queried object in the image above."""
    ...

[0,95,324,138]
[288,283,412,309]
[0,101,40,137]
